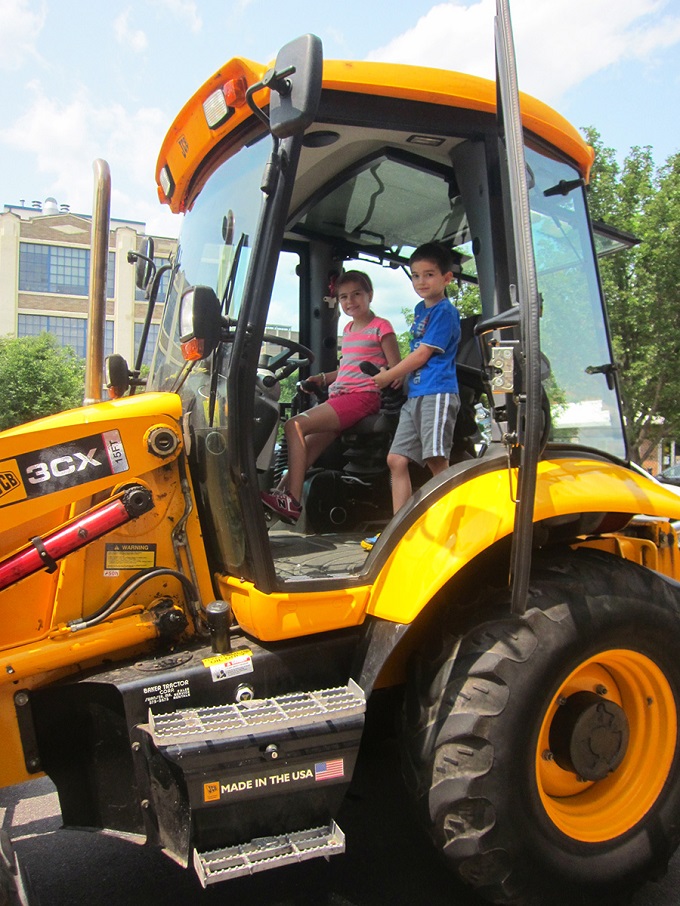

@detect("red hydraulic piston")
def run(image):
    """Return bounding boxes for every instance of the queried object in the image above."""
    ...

[0,485,153,592]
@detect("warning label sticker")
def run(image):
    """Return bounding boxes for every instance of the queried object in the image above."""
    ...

[202,649,253,683]
[105,543,156,570]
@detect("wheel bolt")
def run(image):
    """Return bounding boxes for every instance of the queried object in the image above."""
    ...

[542,749,554,761]
[595,684,608,696]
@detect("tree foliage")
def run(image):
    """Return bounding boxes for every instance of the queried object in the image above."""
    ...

[0,333,85,431]
[584,128,680,463]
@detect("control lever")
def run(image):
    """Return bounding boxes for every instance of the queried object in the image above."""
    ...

[297,379,326,401]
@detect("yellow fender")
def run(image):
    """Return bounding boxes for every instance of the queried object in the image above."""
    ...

[367,456,680,625]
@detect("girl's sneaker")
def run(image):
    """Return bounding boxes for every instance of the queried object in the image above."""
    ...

[260,490,302,524]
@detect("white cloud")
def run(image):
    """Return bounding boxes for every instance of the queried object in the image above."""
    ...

[0,0,46,70]
[0,80,180,236]
[367,0,680,103]
[149,0,202,33]
[114,9,148,52]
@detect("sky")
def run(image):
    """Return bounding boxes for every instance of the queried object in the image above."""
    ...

[1,0,680,243]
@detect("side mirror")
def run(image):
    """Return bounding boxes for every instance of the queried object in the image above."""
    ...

[129,237,155,291]
[179,285,222,360]
[269,34,322,139]
[106,354,131,399]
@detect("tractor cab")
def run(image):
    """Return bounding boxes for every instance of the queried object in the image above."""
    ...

[148,40,626,597]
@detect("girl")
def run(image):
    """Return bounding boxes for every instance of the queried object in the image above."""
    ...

[261,270,401,523]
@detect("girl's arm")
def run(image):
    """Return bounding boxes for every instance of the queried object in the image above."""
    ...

[308,369,338,390]
[381,332,401,369]
[379,332,403,388]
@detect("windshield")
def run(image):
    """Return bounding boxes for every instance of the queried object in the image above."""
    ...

[148,134,269,391]
[147,134,271,577]
[527,146,627,459]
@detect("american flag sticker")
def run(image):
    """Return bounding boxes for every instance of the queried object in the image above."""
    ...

[314,758,345,782]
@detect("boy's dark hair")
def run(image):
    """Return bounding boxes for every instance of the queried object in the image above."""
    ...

[409,242,454,275]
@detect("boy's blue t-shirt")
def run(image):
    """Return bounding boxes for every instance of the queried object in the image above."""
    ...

[407,298,461,398]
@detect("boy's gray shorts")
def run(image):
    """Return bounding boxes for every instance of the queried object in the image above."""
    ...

[390,393,460,466]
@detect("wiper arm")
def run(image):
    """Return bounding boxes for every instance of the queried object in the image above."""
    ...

[221,232,247,314]
[543,177,584,197]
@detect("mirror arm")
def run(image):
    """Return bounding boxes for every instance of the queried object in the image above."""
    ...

[246,63,298,129]
[131,263,172,387]
[245,83,272,128]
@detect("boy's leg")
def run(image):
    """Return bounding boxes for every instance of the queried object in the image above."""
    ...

[424,456,449,477]
[387,452,412,514]
[386,398,421,514]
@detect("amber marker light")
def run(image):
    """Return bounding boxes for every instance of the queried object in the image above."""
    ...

[180,337,206,361]
[224,76,248,108]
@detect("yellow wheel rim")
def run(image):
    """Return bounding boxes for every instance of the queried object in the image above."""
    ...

[536,649,677,842]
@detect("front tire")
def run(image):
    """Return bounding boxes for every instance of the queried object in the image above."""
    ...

[403,548,680,905]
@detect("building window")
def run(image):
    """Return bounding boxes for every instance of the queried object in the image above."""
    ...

[134,322,160,367]
[19,244,116,298]
[18,315,114,358]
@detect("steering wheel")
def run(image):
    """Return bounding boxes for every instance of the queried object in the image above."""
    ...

[260,333,315,387]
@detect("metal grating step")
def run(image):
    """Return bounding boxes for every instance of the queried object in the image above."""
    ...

[149,679,365,746]
[193,821,345,885]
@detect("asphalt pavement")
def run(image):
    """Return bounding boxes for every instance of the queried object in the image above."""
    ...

[1,730,678,906]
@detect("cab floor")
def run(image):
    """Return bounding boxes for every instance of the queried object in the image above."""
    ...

[268,528,376,580]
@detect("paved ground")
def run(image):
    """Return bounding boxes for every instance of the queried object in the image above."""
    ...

[1,729,678,906]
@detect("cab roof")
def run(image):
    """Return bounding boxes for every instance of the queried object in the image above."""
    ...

[156,57,594,214]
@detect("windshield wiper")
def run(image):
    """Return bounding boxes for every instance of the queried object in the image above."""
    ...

[543,177,584,197]
[221,232,247,315]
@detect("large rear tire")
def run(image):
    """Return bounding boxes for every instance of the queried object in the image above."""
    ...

[402,548,680,905]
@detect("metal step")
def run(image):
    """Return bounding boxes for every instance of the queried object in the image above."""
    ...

[148,679,365,747]
[193,821,345,885]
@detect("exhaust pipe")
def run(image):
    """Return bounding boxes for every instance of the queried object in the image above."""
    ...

[84,159,111,405]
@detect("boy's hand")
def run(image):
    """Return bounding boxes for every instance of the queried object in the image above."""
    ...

[373,368,401,390]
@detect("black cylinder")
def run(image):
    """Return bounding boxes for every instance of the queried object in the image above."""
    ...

[205,600,232,653]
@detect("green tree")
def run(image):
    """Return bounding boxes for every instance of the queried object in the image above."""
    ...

[0,333,85,431]
[584,128,680,463]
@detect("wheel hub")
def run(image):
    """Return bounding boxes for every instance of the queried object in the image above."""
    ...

[549,690,630,781]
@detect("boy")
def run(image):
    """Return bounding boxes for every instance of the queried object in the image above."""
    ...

[371,242,461,523]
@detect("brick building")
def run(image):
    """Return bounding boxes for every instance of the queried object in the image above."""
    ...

[0,198,176,368]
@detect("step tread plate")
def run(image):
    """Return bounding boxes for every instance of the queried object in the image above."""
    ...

[149,679,365,746]
[194,821,345,885]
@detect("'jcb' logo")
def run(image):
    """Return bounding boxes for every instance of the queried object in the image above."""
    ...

[0,470,20,498]
[203,781,220,802]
